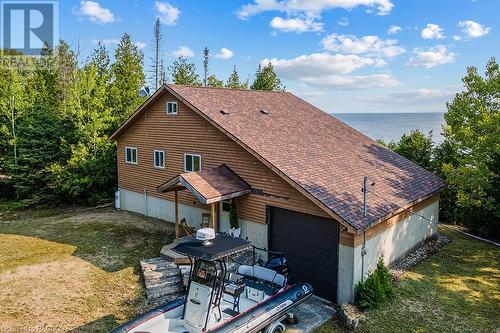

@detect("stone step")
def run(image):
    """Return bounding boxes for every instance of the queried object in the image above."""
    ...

[147,284,185,299]
[146,278,183,295]
[148,292,185,306]
[140,257,186,304]
[143,268,180,280]
[141,258,178,271]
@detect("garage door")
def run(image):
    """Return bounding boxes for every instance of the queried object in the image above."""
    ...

[269,207,338,301]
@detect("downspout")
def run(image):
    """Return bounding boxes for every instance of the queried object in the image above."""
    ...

[361,177,368,282]
[144,188,148,217]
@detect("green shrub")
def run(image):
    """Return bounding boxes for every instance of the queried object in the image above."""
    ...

[355,258,395,310]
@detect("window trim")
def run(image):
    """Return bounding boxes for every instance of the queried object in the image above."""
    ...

[166,101,178,115]
[154,149,165,169]
[184,153,202,172]
[125,146,138,165]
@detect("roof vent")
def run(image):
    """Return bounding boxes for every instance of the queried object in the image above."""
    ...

[220,109,230,115]
[260,109,270,115]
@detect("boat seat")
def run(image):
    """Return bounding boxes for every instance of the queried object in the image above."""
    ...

[237,265,286,287]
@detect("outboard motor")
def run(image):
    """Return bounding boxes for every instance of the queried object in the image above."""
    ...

[264,254,290,278]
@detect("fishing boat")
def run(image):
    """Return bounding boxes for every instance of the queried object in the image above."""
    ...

[111,228,313,333]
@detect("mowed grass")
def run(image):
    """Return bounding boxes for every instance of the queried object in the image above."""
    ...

[0,207,174,332]
[315,227,500,333]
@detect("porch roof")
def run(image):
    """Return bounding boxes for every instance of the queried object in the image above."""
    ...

[157,164,251,204]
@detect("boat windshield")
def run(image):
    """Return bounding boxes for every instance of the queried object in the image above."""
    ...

[191,260,217,287]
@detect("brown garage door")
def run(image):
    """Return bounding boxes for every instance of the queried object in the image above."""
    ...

[269,206,338,301]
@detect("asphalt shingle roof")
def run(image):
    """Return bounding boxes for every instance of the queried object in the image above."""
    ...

[167,84,445,232]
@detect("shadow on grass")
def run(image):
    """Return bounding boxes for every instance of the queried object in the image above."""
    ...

[0,207,176,273]
[65,314,119,333]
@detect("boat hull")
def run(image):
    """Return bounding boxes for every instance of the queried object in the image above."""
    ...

[111,283,313,333]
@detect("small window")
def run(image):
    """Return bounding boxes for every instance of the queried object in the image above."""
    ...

[166,101,178,115]
[184,154,201,172]
[125,147,137,164]
[154,150,165,169]
[222,199,231,212]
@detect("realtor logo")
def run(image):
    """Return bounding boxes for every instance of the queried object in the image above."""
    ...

[1,0,58,55]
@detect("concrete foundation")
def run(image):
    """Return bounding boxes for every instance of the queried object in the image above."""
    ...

[337,199,439,303]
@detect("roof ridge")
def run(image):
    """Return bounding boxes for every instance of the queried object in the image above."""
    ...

[166,83,290,94]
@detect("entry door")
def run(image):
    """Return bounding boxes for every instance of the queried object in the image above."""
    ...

[269,206,339,301]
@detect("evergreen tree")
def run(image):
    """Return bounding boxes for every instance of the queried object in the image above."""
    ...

[150,18,163,90]
[226,65,248,89]
[203,47,209,87]
[250,63,284,91]
[110,33,145,124]
[168,56,201,86]
[49,61,116,204]
[90,42,111,78]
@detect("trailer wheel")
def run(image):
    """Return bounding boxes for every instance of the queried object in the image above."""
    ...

[271,326,283,333]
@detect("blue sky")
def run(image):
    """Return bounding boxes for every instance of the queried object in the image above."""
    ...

[60,0,498,113]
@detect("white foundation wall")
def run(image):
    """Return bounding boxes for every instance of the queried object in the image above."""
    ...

[120,188,209,228]
[218,215,268,252]
[119,188,268,250]
[338,199,439,303]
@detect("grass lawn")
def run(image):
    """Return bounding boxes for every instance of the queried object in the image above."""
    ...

[315,227,500,333]
[0,206,174,332]
[1,206,498,333]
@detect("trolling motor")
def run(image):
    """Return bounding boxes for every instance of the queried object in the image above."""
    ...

[264,254,290,279]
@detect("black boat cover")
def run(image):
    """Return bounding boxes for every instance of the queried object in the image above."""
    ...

[172,235,252,261]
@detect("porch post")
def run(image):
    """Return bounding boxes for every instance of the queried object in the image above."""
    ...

[174,190,179,240]
[211,202,217,231]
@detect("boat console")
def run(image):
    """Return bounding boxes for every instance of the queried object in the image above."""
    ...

[110,230,313,333]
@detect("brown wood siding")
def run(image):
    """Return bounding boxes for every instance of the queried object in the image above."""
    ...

[116,91,331,224]
[339,193,440,246]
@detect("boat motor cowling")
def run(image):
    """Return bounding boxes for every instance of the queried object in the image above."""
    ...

[264,254,290,278]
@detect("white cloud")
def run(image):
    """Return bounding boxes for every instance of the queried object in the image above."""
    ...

[406,45,456,69]
[215,48,234,60]
[171,46,194,58]
[387,25,401,34]
[421,23,444,39]
[91,38,119,46]
[458,20,491,38]
[299,91,325,97]
[261,53,397,89]
[337,17,349,26]
[270,16,323,32]
[237,0,394,19]
[135,42,146,50]
[75,1,115,24]
[453,35,462,41]
[356,88,456,105]
[321,34,405,58]
[155,1,180,25]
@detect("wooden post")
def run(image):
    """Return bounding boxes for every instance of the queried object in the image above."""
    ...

[211,202,217,231]
[174,190,179,240]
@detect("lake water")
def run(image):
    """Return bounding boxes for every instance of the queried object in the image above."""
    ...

[333,112,446,143]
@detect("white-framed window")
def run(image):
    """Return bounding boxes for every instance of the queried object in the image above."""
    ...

[125,147,138,164]
[166,101,178,115]
[184,153,201,172]
[154,150,165,169]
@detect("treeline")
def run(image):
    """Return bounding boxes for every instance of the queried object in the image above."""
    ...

[379,58,499,239]
[0,29,284,207]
